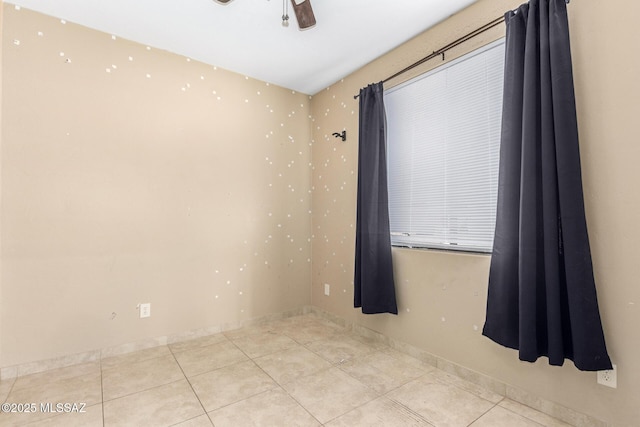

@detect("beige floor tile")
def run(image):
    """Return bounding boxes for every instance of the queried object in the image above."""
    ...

[174,414,214,426]
[294,313,342,327]
[222,323,276,340]
[438,361,506,397]
[228,331,299,358]
[254,346,332,385]
[280,318,344,344]
[0,373,102,426]
[174,341,248,377]
[103,379,203,427]
[305,333,379,364]
[499,399,573,427]
[0,377,16,403]
[102,354,185,401]
[470,405,542,427]
[380,347,437,372]
[388,372,495,427]
[25,403,103,427]
[282,367,379,424]
[339,350,430,394]
[429,368,504,404]
[208,388,321,426]
[351,333,394,351]
[326,396,433,426]
[169,333,229,354]
[259,318,296,333]
[11,362,100,392]
[6,371,102,406]
[101,345,172,370]
[189,360,277,412]
[0,315,577,427]
[505,385,598,426]
[388,341,439,367]
[0,407,45,427]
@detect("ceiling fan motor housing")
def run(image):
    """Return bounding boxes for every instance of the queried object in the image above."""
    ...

[291,0,316,29]
[212,0,316,30]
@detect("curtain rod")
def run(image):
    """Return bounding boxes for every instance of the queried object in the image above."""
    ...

[354,0,570,99]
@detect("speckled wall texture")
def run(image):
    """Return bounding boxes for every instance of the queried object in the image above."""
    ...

[309,0,640,426]
[1,4,312,367]
[2,0,640,425]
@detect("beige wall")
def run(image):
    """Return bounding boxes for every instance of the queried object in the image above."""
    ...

[1,5,312,367]
[2,0,639,425]
[0,0,4,369]
[310,0,640,426]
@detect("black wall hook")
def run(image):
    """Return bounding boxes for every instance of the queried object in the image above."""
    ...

[332,131,346,141]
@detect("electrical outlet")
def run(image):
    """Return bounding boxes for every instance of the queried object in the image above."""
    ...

[597,364,617,388]
[324,283,330,296]
[139,303,151,319]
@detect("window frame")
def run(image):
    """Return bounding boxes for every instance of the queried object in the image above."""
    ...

[384,38,505,254]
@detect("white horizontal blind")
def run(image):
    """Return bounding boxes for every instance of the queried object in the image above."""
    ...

[385,39,505,253]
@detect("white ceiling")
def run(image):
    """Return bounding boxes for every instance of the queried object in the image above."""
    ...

[7,0,478,95]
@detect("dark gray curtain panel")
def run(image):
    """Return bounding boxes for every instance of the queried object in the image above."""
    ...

[482,0,612,371]
[354,82,398,315]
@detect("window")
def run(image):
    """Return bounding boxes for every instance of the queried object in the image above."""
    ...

[385,39,505,253]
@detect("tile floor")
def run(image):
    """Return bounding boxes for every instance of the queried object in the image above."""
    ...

[0,314,573,426]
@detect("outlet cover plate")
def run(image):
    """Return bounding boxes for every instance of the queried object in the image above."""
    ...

[324,284,330,296]
[597,364,617,388]
[139,303,151,318]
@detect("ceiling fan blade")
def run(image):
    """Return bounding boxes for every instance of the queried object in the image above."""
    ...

[214,0,233,4]
[290,0,316,30]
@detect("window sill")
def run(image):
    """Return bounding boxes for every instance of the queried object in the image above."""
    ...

[391,244,492,256]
